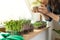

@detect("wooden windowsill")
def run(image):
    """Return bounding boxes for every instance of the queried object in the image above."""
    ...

[0,27,5,32]
[0,27,49,40]
[23,27,49,40]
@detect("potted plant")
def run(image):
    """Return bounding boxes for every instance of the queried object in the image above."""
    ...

[33,21,46,29]
[21,19,33,34]
[53,29,60,40]
[4,20,23,35]
[4,19,34,35]
[53,29,60,35]
[33,21,42,29]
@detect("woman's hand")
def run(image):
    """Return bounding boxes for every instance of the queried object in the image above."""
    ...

[32,5,50,15]
[38,5,50,15]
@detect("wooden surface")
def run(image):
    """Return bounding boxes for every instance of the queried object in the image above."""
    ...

[23,27,49,40]
[0,27,49,40]
[0,28,5,32]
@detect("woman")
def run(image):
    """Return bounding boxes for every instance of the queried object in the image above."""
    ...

[33,0,60,22]
[33,0,53,21]
[39,0,60,40]
[38,0,60,22]
[33,0,60,40]
[40,0,53,21]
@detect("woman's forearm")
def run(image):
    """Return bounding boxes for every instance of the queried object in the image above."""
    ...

[46,12,59,22]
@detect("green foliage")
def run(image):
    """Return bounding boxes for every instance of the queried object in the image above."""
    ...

[33,22,42,27]
[4,19,31,32]
[4,20,21,32]
[33,21,46,28]
[53,29,60,34]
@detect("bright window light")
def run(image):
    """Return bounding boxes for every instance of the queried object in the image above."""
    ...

[0,0,32,23]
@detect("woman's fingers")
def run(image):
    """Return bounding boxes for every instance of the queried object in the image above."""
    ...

[38,6,47,10]
[32,4,49,15]
[38,6,49,14]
